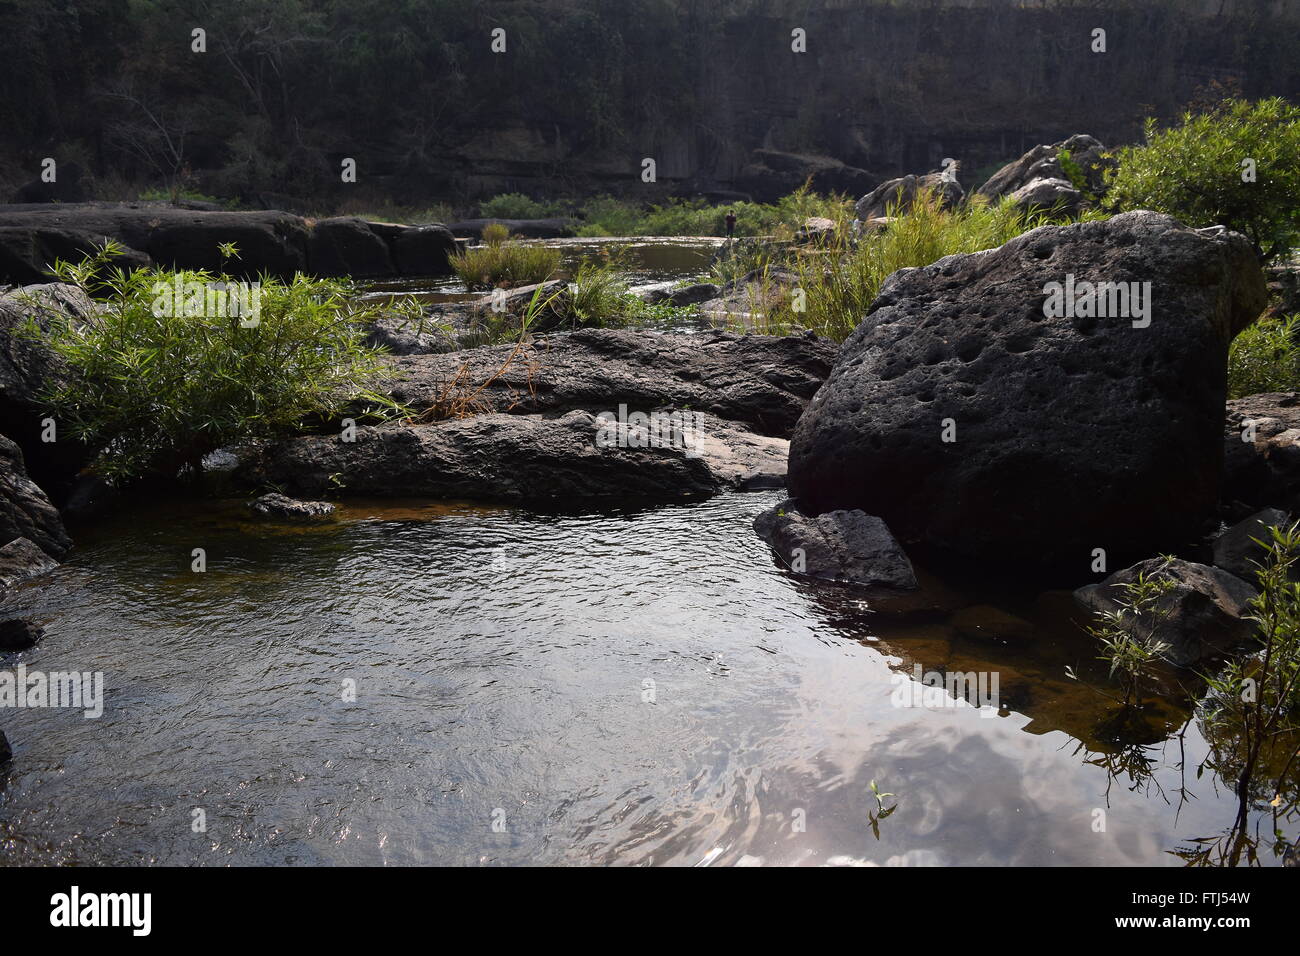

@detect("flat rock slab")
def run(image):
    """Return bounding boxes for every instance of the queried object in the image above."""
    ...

[236,410,788,503]
[387,327,837,439]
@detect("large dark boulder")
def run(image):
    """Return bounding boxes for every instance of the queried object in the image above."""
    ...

[235,410,788,503]
[387,328,838,439]
[1212,507,1289,580]
[0,435,71,558]
[368,222,457,276]
[788,211,1268,570]
[307,217,394,277]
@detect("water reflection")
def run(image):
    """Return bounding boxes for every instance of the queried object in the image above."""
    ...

[0,491,1286,865]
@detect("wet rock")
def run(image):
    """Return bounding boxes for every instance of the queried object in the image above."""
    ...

[753,497,917,589]
[0,536,59,589]
[1074,558,1258,667]
[0,435,71,557]
[976,134,1114,205]
[387,327,837,439]
[1212,507,1290,580]
[237,410,788,503]
[855,169,963,221]
[0,283,96,487]
[1223,392,1300,510]
[950,605,1035,645]
[0,617,44,650]
[0,728,10,764]
[788,211,1269,569]
[248,492,336,521]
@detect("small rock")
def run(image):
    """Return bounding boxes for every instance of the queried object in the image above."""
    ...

[1212,507,1290,580]
[248,493,336,521]
[0,536,59,588]
[1074,558,1258,667]
[0,618,44,651]
[754,498,917,590]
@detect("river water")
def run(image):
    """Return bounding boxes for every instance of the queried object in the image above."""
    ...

[0,490,1268,866]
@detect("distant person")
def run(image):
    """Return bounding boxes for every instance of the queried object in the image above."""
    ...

[724,210,736,239]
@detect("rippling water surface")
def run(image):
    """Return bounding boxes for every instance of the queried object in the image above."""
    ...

[0,491,1268,865]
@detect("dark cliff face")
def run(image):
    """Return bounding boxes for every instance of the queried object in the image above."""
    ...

[1,0,1297,204]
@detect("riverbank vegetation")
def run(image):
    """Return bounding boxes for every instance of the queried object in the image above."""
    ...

[27,242,411,481]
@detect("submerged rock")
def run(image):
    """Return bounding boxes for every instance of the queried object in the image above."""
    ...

[0,435,71,558]
[753,497,917,589]
[0,617,44,650]
[1212,507,1290,581]
[0,536,59,589]
[387,327,837,439]
[248,492,336,521]
[950,605,1035,645]
[238,410,788,503]
[788,211,1268,569]
[1074,558,1258,668]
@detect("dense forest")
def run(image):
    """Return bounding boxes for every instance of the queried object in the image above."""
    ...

[2,0,1299,209]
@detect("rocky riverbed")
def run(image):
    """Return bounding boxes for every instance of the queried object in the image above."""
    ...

[1,204,1296,865]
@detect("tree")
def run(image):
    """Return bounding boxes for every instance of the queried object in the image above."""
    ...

[1106,98,1300,262]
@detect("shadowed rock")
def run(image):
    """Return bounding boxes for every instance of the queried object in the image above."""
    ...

[0,435,71,557]
[0,618,44,651]
[248,492,336,521]
[0,536,59,589]
[1212,507,1289,580]
[788,211,1268,570]
[1223,392,1300,511]
[754,497,917,589]
[1074,557,1257,668]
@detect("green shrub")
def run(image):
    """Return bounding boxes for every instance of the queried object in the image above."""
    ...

[761,189,1096,341]
[478,192,555,220]
[481,222,510,246]
[1228,316,1300,398]
[450,240,562,289]
[1106,98,1300,261]
[28,242,408,481]
[569,260,631,327]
